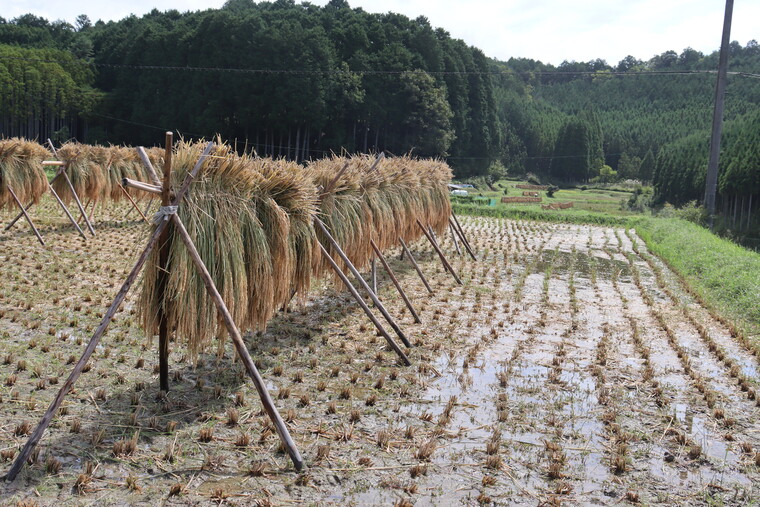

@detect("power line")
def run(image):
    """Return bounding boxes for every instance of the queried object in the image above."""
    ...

[1,54,759,79]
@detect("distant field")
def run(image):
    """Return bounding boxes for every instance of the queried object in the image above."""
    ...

[453,179,640,217]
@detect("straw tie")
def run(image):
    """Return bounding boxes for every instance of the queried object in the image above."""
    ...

[152,205,178,225]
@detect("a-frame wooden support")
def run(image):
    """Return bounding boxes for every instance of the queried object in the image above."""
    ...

[416,219,462,285]
[4,166,87,241]
[4,141,305,481]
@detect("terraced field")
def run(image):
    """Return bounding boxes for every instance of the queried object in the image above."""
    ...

[1,200,758,505]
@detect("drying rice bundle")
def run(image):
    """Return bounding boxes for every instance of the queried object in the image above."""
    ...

[252,157,318,299]
[309,156,369,278]
[104,146,153,201]
[53,143,109,204]
[408,157,452,235]
[0,138,50,210]
[309,154,453,274]
[139,141,317,358]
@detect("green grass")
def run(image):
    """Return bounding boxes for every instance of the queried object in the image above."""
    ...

[456,179,639,217]
[633,217,760,339]
[452,203,635,227]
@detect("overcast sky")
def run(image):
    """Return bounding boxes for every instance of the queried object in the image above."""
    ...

[5,0,759,65]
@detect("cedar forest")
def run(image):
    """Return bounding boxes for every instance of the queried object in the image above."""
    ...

[0,0,759,214]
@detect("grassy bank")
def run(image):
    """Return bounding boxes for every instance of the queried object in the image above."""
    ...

[633,218,760,339]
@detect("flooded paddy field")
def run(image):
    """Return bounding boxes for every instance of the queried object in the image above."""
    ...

[1,200,758,505]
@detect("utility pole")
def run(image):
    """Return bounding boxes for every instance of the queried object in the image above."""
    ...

[704,0,734,229]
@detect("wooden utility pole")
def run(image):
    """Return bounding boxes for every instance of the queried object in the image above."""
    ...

[704,0,734,229]
[158,132,173,392]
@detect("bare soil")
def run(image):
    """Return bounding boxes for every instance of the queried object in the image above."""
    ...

[0,199,758,506]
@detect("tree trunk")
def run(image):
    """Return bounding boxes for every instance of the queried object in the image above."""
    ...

[294,126,301,164]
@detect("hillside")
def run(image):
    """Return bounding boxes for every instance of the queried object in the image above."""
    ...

[0,1,758,227]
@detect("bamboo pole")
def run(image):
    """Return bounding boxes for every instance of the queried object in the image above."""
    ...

[123,178,163,196]
[399,237,433,294]
[449,217,477,261]
[7,185,44,245]
[119,183,149,223]
[318,242,411,365]
[158,132,173,392]
[315,218,412,348]
[3,141,215,483]
[370,239,421,324]
[136,146,162,185]
[416,219,462,285]
[171,214,304,471]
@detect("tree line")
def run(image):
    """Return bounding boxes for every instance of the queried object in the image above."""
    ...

[0,0,758,212]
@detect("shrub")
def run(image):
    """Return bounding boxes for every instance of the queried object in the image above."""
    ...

[675,200,708,226]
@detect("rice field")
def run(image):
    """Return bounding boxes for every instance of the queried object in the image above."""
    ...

[1,198,759,506]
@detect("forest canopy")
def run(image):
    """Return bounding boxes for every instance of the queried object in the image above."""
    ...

[1,0,759,200]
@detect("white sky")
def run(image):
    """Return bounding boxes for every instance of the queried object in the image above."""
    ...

[5,0,759,66]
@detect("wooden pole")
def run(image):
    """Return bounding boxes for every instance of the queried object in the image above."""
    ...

[370,239,421,324]
[158,132,173,393]
[428,225,440,249]
[704,0,734,229]
[449,217,476,261]
[4,216,170,481]
[318,242,411,365]
[142,197,156,218]
[416,219,462,285]
[48,183,87,239]
[47,139,95,236]
[76,199,92,226]
[399,237,433,294]
[315,218,412,348]
[4,141,215,483]
[119,183,149,223]
[449,222,462,255]
[7,186,44,245]
[60,169,95,236]
[4,173,66,232]
[171,214,304,470]
[451,213,476,259]
[371,257,377,294]
[88,200,98,223]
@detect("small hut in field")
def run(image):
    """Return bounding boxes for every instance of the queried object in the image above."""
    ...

[0,138,50,210]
